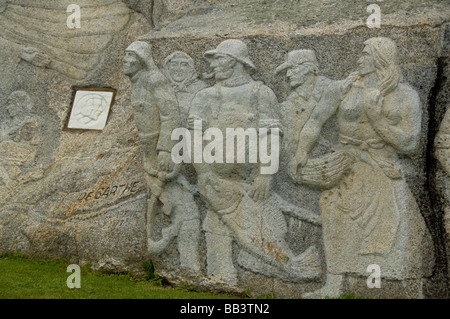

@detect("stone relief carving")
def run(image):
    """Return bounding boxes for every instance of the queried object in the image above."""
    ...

[288,37,433,298]
[276,49,335,168]
[120,35,435,296]
[0,118,43,189]
[434,107,450,234]
[188,39,321,286]
[0,0,130,83]
[162,51,207,121]
[66,90,114,130]
[123,41,202,276]
[1,90,34,141]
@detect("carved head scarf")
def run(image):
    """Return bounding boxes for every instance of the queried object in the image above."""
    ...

[363,37,403,97]
[125,41,158,72]
[162,51,198,91]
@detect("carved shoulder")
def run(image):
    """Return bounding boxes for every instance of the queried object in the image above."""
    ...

[141,70,172,88]
[385,83,421,122]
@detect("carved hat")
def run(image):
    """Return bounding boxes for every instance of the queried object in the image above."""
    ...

[204,39,256,71]
[125,41,156,70]
[275,49,318,75]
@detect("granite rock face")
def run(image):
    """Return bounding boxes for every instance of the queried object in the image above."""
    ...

[0,0,449,299]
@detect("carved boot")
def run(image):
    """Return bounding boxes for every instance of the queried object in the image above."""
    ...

[302,273,344,299]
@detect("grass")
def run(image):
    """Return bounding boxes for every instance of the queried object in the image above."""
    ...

[0,252,238,299]
[326,293,364,299]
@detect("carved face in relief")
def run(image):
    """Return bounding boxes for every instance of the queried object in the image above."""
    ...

[6,91,33,118]
[6,98,19,117]
[357,45,376,76]
[286,63,315,88]
[19,121,36,143]
[123,51,143,77]
[209,54,236,81]
[167,58,192,83]
[84,96,104,121]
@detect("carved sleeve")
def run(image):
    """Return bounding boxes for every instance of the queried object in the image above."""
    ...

[257,85,282,134]
[296,80,342,155]
[148,72,180,153]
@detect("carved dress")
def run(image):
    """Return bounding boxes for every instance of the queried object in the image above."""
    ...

[319,80,432,279]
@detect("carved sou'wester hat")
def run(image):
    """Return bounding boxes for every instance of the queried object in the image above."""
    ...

[204,39,256,71]
[275,49,318,75]
[125,41,156,70]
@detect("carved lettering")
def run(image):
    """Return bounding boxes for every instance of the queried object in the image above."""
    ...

[77,181,141,201]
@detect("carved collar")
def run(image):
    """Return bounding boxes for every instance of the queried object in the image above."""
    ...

[217,75,252,87]
[293,76,323,101]
[130,69,146,84]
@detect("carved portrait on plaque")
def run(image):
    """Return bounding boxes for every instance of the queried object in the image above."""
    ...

[65,88,116,131]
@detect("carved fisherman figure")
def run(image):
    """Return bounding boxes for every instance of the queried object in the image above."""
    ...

[188,39,321,286]
[123,41,201,276]
[275,49,334,156]
[290,37,433,298]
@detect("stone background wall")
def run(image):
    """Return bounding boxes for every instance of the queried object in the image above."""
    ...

[0,0,449,298]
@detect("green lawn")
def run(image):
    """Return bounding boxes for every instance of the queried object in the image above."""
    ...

[0,253,238,299]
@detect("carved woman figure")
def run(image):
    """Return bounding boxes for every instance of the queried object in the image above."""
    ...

[290,37,433,298]
[162,51,207,122]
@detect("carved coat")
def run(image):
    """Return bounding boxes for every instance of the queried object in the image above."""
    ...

[280,75,333,156]
[130,68,179,178]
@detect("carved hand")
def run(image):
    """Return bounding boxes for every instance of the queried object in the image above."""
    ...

[158,151,174,174]
[365,89,383,121]
[248,175,272,202]
[187,115,206,130]
[288,150,308,180]
[21,47,51,68]
[341,71,360,95]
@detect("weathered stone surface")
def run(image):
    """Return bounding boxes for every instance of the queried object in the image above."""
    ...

[0,0,449,299]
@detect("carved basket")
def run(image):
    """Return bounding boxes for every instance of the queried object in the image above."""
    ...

[299,150,355,190]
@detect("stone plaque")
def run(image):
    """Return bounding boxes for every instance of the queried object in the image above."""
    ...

[65,88,116,131]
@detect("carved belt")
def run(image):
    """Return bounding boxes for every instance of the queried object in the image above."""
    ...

[339,135,385,151]
[339,135,402,179]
